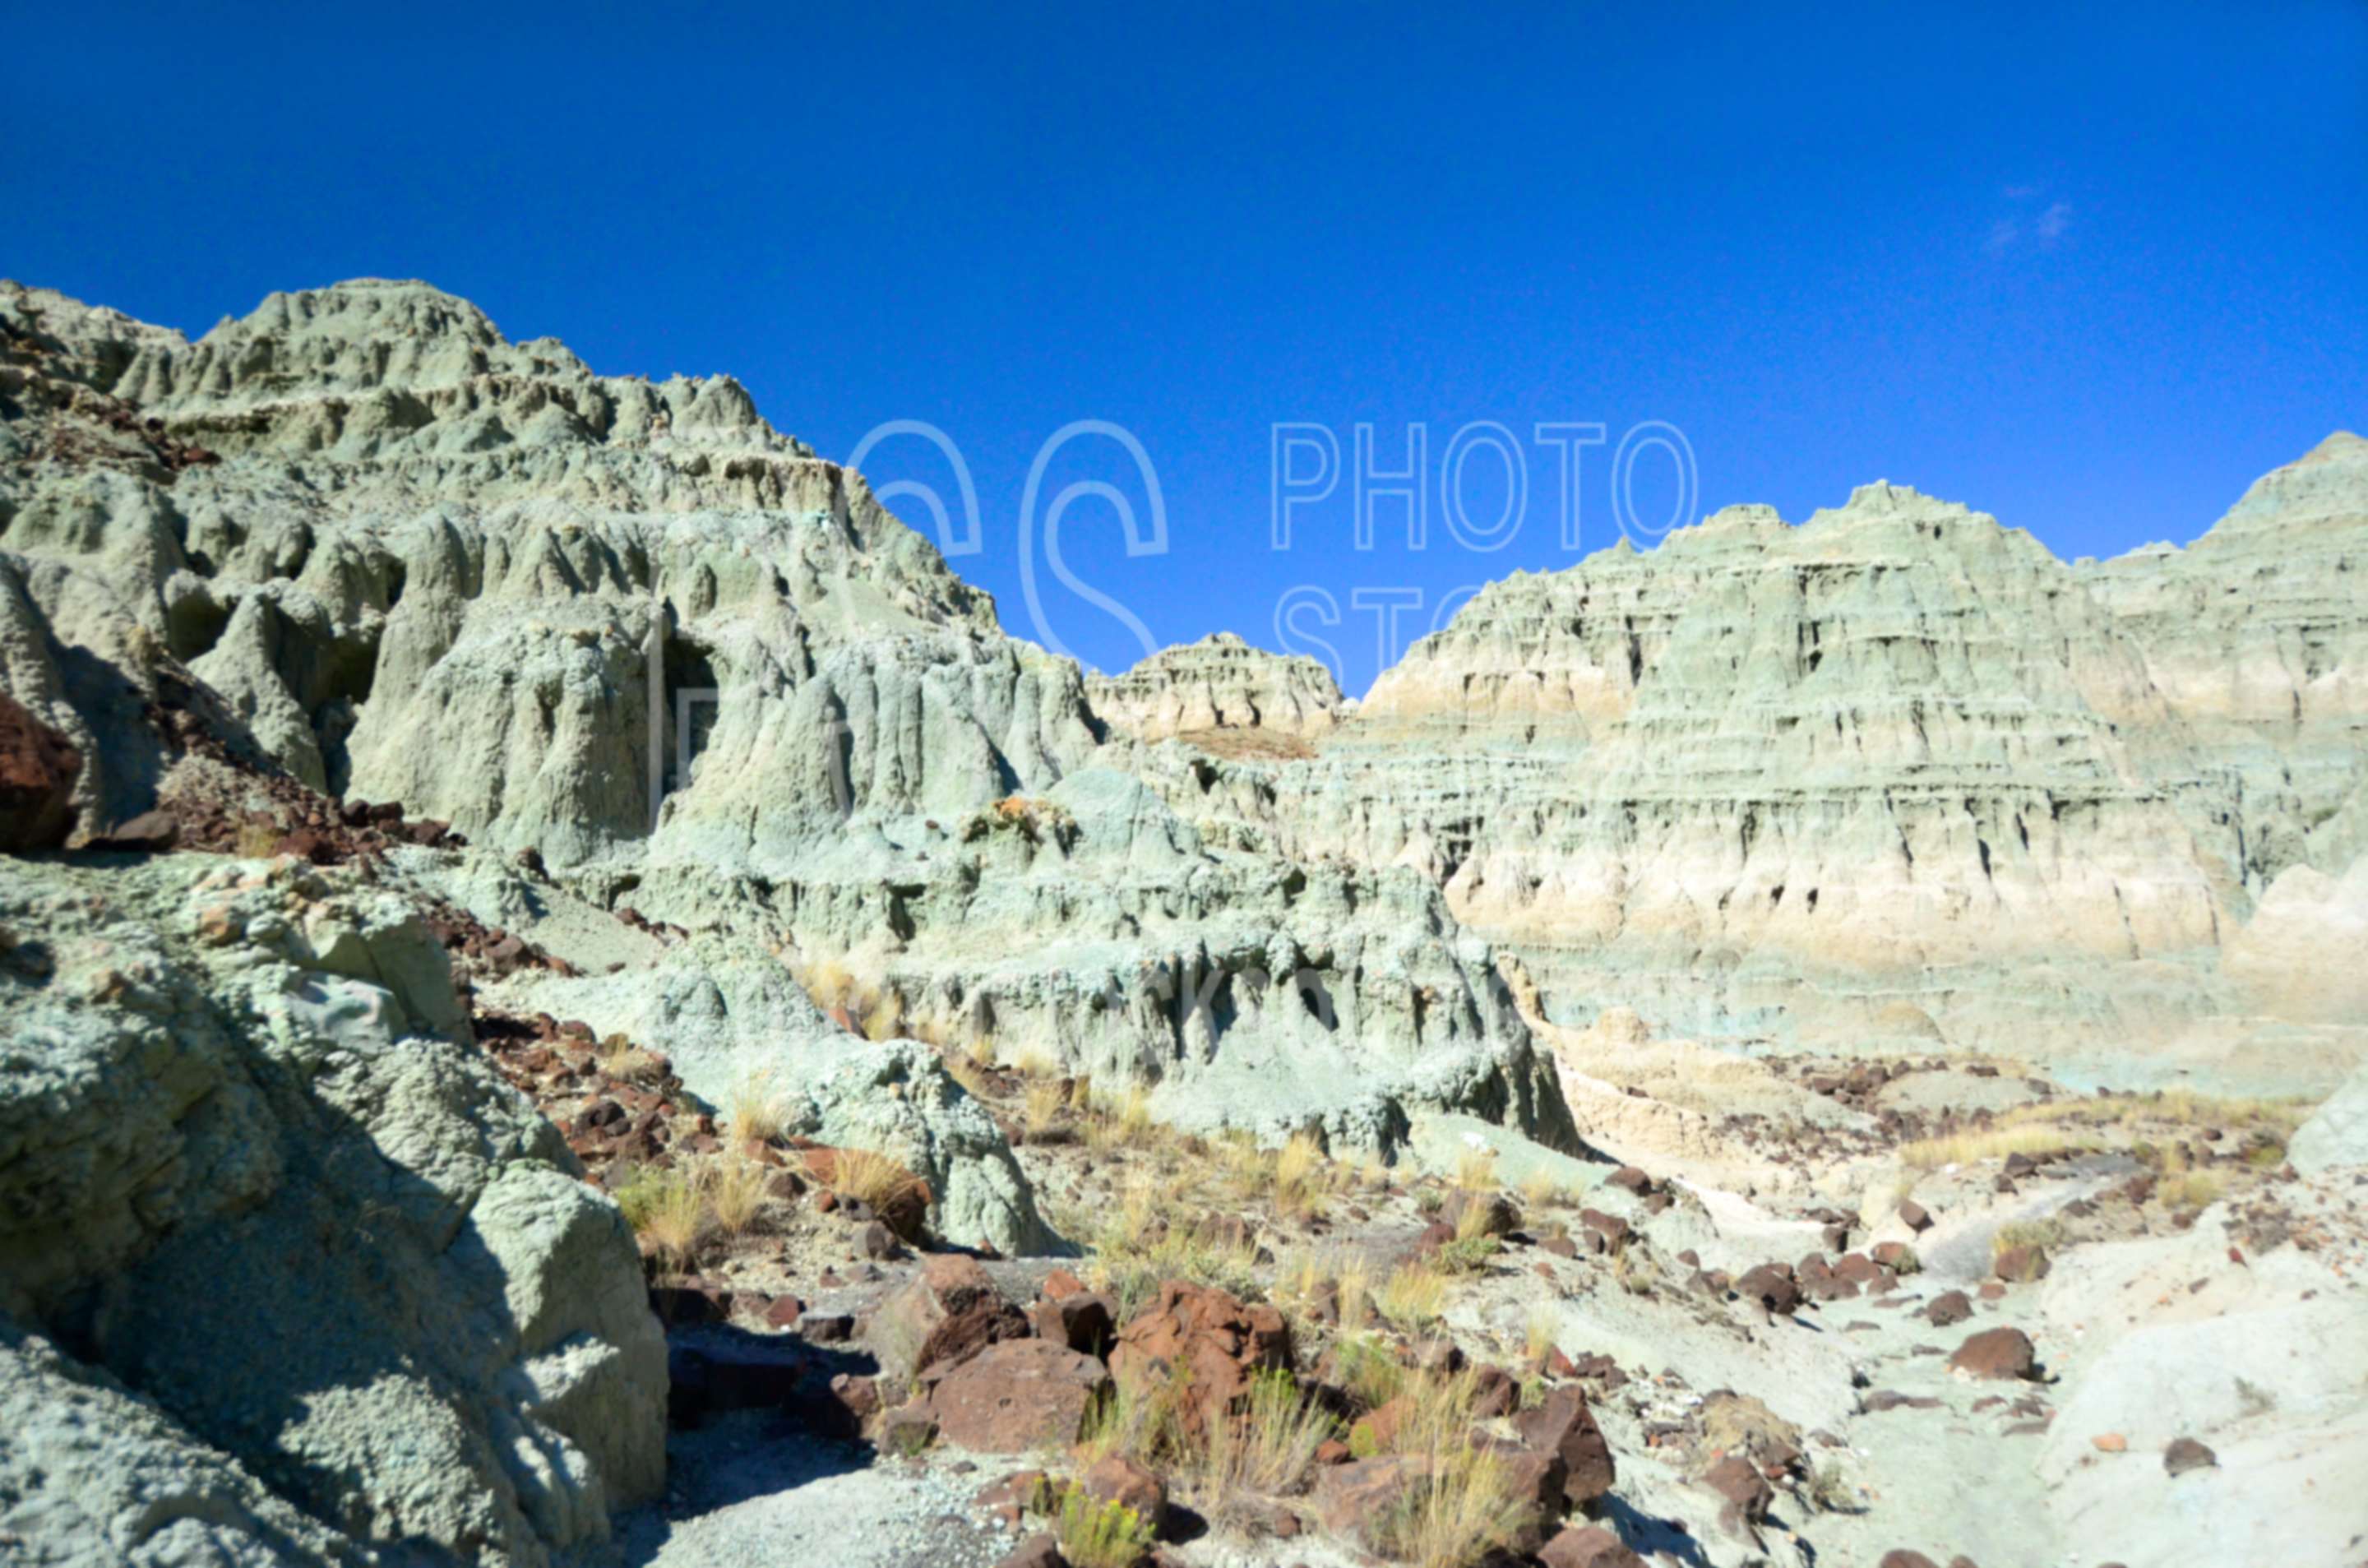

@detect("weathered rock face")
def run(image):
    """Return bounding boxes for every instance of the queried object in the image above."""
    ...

[1116,442,2368,1085]
[1087,630,1344,749]
[0,854,665,1566]
[0,277,1575,1162]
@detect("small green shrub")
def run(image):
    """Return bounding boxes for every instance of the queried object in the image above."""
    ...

[1053,1482,1157,1568]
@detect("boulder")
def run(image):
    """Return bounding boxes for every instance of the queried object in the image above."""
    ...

[1514,1385,1616,1506]
[928,1339,1110,1452]
[0,856,664,1562]
[2291,1062,2368,1175]
[1949,1327,2038,1381]
[0,691,78,851]
[1080,1454,1168,1535]
[1924,1290,1973,1327]
[1539,1524,1649,1568]
[1109,1281,1290,1435]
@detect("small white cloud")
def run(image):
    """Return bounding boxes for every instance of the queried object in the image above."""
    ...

[1985,190,2073,257]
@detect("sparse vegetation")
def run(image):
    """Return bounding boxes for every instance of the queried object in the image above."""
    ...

[1024,1080,1068,1140]
[1451,1145,1499,1191]
[1371,1367,1533,1568]
[613,1164,704,1268]
[1271,1131,1331,1217]
[1377,1259,1449,1329]
[860,988,905,1042]
[1199,1368,1342,1526]
[812,1145,927,1217]
[1518,1169,1569,1210]
[1051,1483,1156,1568]
[595,1033,660,1084]
[1524,1303,1559,1366]
[1991,1217,2065,1254]
[723,1071,784,1148]
[704,1154,770,1236]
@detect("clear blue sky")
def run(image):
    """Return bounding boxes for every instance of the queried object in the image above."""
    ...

[9,2,2363,691]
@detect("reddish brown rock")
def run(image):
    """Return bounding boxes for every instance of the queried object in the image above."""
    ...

[0,694,79,853]
[1514,1385,1616,1506]
[1871,1241,1917,1269]
[88,809,178,852]
[1877,1554,1941,1568]
[1080,1454,1168,1535]
[1734,1263,1802,1316]
[1606,1166,1653,1195]
[1578,1208,1630,1247]
[1314,1455,1425,1550]
[1993,1243,2051,1283]
[1539,1524,1649,1568]
[992,1534,1064,1568]
[2164,1436,2216,1476]
[871,1255,1015,1382]
[1924,1290,1973,1327]
[973,1469,1049,1527]
[1949,1326,2038,1381]
[1703,1453,1772,1523]
[1442,1188,1520,1237]
[927,1339,1110,1452]
[1029,1290,1116,1358]
[1897,1200,1933,1232]
[1110,1281,1291,1435]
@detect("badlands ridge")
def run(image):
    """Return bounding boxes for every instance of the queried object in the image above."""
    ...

[1,279,2363,1568]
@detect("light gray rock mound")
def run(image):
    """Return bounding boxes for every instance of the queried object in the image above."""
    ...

[0,854,664,1566]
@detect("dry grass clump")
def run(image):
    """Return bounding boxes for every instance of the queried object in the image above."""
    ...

[705,1155,770,1236]
[1087,1190,1262,1320]
[1451,1145,1499,1191]
[613,1164,705,1268]
[1200,1368,1342,1526]
[1377,1259,1450,1330]
[1524,1303,1560,1366]
[1901,1119,2091,1170]
[812,1145,928,1215]
[1518,1169,1570,1210]
[1050,1482,1157,1568]
[595,1033,662,1084]
[1371,1367,1534,1568]
[1333,1334,1406,1413]
[800,956,857,1011]
[1991,1217,2065,1254]
[232,821,284,858]
[1272,1131,1334,1218]
[723,1071,784,1148]
[1024,1080,1069,1140]
[1274,1248,1374,1339]
[1013,1046,1061,1080]
[861,988,906,1043]
[1079,1360,1195,1470]
[1907,1088,2315,1173]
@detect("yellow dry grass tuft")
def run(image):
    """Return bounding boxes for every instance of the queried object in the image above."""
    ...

[1024,1080,1067,1140]
[1273,1131,1331,1217]
[815,1146,928,1215]
[723,1071,784,1149]
[703,1154,770,1236]
[861,988,906,1043]
[613,1164,705,1269]
[1524,1303,1560,1366]
[1451,1145,1498,1192]
[1372,1367,1535,1568]
[1376,1259,1450,1330]
[1198,1368,1343,1527]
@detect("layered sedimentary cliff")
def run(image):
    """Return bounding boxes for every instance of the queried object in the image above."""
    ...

[1118,439,2368,1085]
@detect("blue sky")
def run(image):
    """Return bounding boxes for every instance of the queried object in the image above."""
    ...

[8,2,2363,691]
